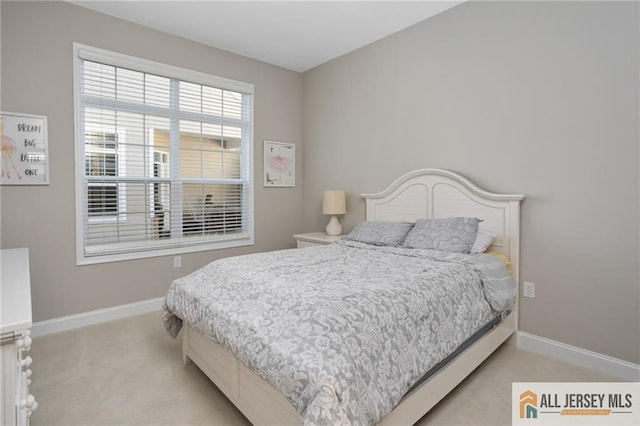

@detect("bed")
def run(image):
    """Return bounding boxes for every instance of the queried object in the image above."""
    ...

[162,168,524,425]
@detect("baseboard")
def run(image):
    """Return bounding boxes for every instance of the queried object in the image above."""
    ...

[31,297,164,338]
[517,331,640,382]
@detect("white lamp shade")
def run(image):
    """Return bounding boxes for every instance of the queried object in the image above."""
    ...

[322,190,346,215]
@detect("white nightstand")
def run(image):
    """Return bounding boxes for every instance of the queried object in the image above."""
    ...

[293,232,343,248]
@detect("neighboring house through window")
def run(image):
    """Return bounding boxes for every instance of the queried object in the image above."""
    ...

[86,131,120,218]
[74,44,254,264]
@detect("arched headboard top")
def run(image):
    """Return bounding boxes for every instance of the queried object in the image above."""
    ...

[361,169,525,281]
[361,169,525,203]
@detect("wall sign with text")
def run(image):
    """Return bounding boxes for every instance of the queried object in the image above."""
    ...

[1,112,49,185]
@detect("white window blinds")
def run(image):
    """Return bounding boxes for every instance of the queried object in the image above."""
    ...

[74,44,254,264]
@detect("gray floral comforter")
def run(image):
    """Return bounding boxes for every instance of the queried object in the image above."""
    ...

[162,240,514,425]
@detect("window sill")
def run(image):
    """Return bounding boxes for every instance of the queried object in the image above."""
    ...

[76,234,254,265]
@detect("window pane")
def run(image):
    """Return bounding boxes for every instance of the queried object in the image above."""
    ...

[179,121,242,179]
[203,86,223,116]
[182,183,243,236]
[222,90,243,119]
[179,81,202,113]
[84,108,172,179]
[86,152,117,177]
[179,83,242,119]
[153,182,171,239]
[116,68,144,103]
[203,184,243,234]
[86,182,160,242]
[84,60,171,109]
[83,61,115,99]
[88,184,118,216]
[145,74,170,108]
[84,107,116,133]
[85,131,117,150]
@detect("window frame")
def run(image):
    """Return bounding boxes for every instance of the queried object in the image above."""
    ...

[73,43,254,265]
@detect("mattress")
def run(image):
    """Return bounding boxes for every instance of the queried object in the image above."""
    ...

[404,312,504,396]
[162,240,514,425]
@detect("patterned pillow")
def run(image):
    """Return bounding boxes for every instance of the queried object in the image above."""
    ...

[344,221,414,246]
[402,217,481,253]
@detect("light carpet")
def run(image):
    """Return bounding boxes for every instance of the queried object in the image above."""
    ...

[29,312,616,426]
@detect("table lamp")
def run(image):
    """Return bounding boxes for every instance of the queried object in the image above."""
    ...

[322,190,346,236]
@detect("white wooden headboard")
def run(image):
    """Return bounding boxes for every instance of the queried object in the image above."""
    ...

[361,169,525,282]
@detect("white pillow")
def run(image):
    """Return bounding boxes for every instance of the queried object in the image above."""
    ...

[470,228,496,253]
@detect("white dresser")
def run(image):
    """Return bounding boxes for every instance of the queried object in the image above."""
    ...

[1,248,37,425]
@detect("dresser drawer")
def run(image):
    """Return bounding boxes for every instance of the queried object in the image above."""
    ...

[1,248,35,425]
[2,332,36,426]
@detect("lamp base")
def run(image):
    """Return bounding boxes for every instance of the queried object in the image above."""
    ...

[325,216,342,236]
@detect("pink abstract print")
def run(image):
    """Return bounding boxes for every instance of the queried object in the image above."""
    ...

[264,141,295,186]
[0,117,21,180]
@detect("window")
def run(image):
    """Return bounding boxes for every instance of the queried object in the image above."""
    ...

[74,44,254,264]
[85,131,120,218]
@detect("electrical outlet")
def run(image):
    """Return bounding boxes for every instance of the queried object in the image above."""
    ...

[173,255,182,268]
[523,281,535,299]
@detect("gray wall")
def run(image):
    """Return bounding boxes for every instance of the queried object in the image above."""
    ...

[302,1,639,364]
[1,1,303,321]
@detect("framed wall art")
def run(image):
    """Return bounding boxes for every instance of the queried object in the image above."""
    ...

[1,111,49,185]
[263,140,295,187]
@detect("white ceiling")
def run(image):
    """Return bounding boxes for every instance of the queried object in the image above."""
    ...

[70,1,463,72]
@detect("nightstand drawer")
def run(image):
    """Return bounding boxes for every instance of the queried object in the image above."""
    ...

[297,240,319,248]
[293,232,343,248]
